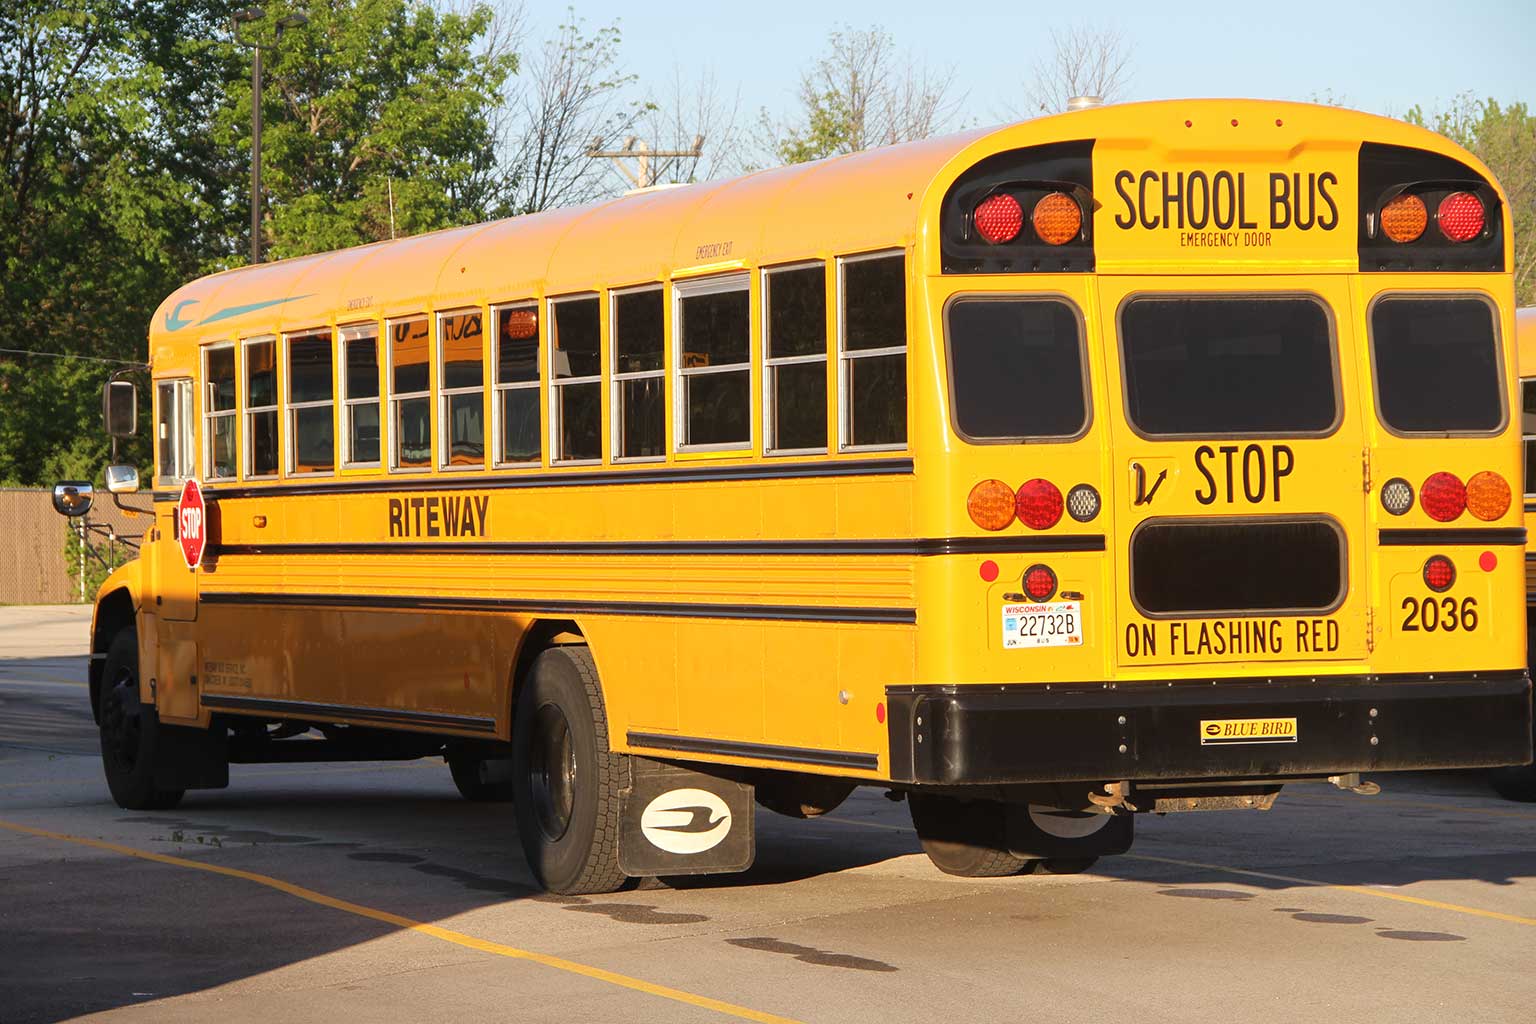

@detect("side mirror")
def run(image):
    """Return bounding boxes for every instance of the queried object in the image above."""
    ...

[105,465,140,494]
[103,380,137,437]
[52,481,94,518]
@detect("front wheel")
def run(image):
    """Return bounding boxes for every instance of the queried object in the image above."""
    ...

[908,793,1034,877]
[98,628,183,811]
[511,646,627,895]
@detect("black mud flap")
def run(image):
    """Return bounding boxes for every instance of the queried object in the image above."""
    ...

[153,720,229,791]
[1005,805,1134,861]
[619,757,755,877]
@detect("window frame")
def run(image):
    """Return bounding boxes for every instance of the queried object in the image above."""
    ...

[547,292,604,466]
[1114,291,1344,442]
[282,327,336,478]
[339,321,382,470]
[837,250,908,453]
[762,260,830,457]
[941,292,1092,446]
[1364,290,1507,439]
[491,300,543,468]
[673,272,753,455]
[201,341,239,480]
[386,314,433,474]
[437,306,488,472]
[153,377,195,487]
[241,335,280,479]
[610,283,667,464]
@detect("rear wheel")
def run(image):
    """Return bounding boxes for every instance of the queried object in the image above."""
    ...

[908,793,1034,877]
[511,647,627,895]
[448,754,515,802]
[98,628,183,811]
[1490,764,1536,802]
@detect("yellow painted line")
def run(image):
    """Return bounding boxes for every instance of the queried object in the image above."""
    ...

[820,811,1536,928]
[0,818,803,1024]
[1124,853,1536,927]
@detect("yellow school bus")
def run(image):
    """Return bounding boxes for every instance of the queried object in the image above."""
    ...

[56,98,1533,892]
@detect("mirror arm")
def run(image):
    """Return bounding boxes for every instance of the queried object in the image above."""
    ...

[112,490,154,515]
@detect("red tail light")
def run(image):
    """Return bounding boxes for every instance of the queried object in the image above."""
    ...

[974,194,1023,244]
[1419,472,1466,522]
[1423,554,1456,593]
[1023,564,1058,601]
[1015,479,1063,530]
[1437,192,1485,242]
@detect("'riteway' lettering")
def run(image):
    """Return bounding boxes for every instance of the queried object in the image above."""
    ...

[388,495,490,538]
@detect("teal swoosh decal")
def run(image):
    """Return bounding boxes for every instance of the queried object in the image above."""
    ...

[196,295,313,327]
[164,300,199,332]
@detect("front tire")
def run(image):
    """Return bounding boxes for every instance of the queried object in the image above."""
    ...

[98,628,183,811]
[511,647,627,895]
[908,793,1034,877]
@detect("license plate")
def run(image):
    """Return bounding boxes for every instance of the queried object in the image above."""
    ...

[1199,717,1298,745]
[1001,602,1083,649]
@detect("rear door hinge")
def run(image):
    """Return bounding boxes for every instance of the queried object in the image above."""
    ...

[1362,447,1372,494]
[1364,607,1375,653]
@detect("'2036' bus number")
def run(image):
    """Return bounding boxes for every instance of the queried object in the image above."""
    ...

[1400,596,1478,633]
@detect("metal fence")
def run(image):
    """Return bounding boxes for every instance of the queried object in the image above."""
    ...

[0,488,147,604]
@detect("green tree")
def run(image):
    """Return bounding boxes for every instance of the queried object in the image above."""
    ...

[221,0,517,259]
[1406,95,1536,305]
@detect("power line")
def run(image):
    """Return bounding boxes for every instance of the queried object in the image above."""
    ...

[0,348,143,367]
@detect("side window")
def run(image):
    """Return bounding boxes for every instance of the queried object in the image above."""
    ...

[1524,379,1536,496]
[549,295,602,463]
[765,263,827,454]
[840,253,906,449]
[154,378,194,486]
[244,337,279,477]
[203,344,238,479]
[389,317,431,470]
[612,286,665,461]
[341,323,381,466]
[286,330,334,475]
[675,274,750,450]
[494,304,541,465]
[439,309,486,469]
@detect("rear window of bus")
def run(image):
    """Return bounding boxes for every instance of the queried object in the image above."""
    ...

[946,297,1087,441]
[1370,296,1503,434]
[1119,296,1336,437]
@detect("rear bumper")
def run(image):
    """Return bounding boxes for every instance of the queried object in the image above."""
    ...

[886,670,1532,785]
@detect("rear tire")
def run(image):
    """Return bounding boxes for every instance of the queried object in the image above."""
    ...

[511,647,627,895]
[1490,764,1536,802]
[908,793,1034,877]
[1039,856,1099,874]
[448,754,515,802]
[98,628,184,811]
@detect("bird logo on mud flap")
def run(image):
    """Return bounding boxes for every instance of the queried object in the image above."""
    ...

[640,788,732,855]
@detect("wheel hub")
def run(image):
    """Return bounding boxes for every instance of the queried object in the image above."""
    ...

[529,702,576,842]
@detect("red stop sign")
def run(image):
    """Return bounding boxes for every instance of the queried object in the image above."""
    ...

[177,478,206,569]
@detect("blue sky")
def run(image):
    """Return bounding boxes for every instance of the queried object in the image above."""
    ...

[524,0,1535,130]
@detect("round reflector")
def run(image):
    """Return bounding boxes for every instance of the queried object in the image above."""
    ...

[1023,563,1058,601]
[979,559,1000,582]
[1014,479,1064,530]
[967,479,1016,531]
[1419,472,1466,523]
[1465,470,1511,521]
[1423,554,1456,593]
[1380,194,1427,243]
[1066,483,1101,523]
[1437,191,1485,242]
[502,307,538,340]
[974,193,1023,244]
[1379,477,1414,516]
[1032,192,1082,245]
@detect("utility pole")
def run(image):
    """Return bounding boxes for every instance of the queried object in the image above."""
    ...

[231,7,309,264]
[587,135,705,190]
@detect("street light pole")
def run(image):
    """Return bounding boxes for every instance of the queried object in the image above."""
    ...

[231,7,308,265]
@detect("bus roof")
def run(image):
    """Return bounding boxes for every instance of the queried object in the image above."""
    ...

[149,98,1500,360]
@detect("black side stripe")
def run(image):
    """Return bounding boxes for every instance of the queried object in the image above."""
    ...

[200,694,496,734]
[626,731,880,772]
[210,535,1106,558]
[153,457,914,502]
[199,591,916,625]
[1378,527,1526,546]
